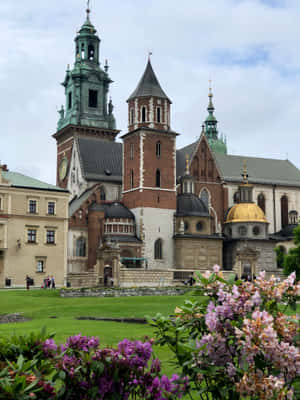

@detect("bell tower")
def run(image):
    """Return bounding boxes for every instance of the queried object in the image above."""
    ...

[122,58,177,269]
[53,4,119,188]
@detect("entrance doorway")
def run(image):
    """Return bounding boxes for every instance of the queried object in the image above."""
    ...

[241,261,254,281]
[104,266,112,287]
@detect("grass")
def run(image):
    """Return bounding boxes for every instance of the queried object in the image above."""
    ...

[0,289,189,375]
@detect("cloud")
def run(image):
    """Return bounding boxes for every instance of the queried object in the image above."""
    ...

[1,0,300,184]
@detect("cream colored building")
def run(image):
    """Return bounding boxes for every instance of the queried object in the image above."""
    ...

[0,165,69,288]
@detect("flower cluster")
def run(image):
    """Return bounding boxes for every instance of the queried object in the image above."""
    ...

[152,267,300,399]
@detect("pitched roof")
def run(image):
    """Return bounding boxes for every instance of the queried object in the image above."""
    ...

[214,153,300,187]
[77,137,122,183]
[1,171,67,192]
[69,186,95,217]
[127,60,171,102]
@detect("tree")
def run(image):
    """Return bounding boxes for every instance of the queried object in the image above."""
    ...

[283,224,300,281]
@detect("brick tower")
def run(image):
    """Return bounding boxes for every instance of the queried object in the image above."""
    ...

[53,5,119,188]
[122,58,177,269]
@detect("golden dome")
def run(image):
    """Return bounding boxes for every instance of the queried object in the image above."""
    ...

[225,203,267,224]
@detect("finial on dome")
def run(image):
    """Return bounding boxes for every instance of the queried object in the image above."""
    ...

[86,0,91,20]
[242,160,248,184]
[185,154,190,175]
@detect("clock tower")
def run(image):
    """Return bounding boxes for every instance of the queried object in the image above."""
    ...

[53,5,119,188]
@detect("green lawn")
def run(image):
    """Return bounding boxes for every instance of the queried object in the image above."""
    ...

[0,289,188,375]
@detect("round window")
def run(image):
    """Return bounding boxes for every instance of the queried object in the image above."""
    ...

[238,225,247,236]
[184,221,189,231]
[253,226,260,236]
[196,221,203,232]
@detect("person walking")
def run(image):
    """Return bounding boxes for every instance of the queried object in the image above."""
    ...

[25,275,30,290]
[51,276,55,289]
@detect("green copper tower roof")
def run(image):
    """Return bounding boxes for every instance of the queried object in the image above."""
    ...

[204,85,227,154]
[56,6,116,132]
[128,59,171,102]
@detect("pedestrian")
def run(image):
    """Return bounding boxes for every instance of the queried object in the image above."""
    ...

[47,276,51,289]
[25,275,30,290]
[51,276,55,289]
[110,277,114,287]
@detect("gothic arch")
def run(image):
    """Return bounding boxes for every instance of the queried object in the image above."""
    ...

[76,236,86,257]
[200,187,210,208]
[154,238,163,260]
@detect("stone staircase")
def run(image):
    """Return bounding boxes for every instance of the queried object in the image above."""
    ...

[67,271,98,288]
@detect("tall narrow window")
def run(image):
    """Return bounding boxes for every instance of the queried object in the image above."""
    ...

[130,169,134,189]
[76,237,86,257]
[88,44,95,61]
[130,143,134,160]
[257,193,265,213]
[81,43,85,59]
[68,92,72,109]
[156,169,161,188]
[156,107,161,123]
[154,239,163,260]
[156,141,161,158]
[130,109,134,125]
[141,107,146,122]
[89,90,98,108]
[192,156,199,178]
[200,189,209,208]
[281,195,288,227]
[36,260,44,273]
[100,187,106,201]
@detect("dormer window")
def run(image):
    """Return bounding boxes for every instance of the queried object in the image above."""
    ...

[89,90,98,108]
[141,107,146,122]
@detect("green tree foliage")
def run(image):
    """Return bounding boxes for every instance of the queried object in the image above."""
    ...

[284,224,300,281]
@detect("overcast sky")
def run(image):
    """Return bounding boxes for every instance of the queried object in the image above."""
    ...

[1,0,300,184]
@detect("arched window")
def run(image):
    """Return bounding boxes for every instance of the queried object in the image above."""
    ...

[281,195,288,227]
[130,109,134,125]
[88,44,95,61]
[257,193,265,213]
[289,210,298,225]
[76,237,86,257]
[130,169,134,189]
[200,189,209,208]
[100,187,106,201]
[141,107,146,122]
[156,107,161,123]
[233,191,240,204]
[156,169,161,187]
[81,43,85,59]
[156,141,161,158]
[154,239,163,260]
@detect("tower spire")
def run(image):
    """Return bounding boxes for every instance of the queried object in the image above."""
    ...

[86,0,91,21]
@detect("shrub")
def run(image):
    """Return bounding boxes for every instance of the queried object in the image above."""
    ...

[151,267,300,400]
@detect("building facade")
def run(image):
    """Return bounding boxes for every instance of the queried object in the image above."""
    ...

[0,164,69,288]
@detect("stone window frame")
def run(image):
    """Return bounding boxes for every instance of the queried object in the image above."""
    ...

[36,256,47,273]
[156,107,161,123]
[47,201,56,216]
[76,236,86,257]
[27,228,37,244]
[46,230,56,245]
[28,199,38,214]
[154,238,163,260]
[141,106,147,123]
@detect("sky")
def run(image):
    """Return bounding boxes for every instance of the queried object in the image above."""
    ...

[1,0,300,184]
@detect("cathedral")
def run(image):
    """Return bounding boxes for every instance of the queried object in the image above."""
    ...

[53,8,300,287]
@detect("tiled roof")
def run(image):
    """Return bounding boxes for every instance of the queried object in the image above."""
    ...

[77,137,122,183]
[1,171,67,192]
[214,153,300,187]
[127,60,171,102]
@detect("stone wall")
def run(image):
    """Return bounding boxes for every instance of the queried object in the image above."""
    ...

[119,268,173,287]
[60,286,189,298]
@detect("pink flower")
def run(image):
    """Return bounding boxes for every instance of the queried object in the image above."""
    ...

[213,264,220,273]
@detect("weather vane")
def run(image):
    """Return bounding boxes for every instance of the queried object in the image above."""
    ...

[86,0,91,18]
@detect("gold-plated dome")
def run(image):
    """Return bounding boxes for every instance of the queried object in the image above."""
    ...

[225,203,267,224]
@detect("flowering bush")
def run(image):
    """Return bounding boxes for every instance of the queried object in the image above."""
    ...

[151,268,300,400]
[0,331,188,399]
